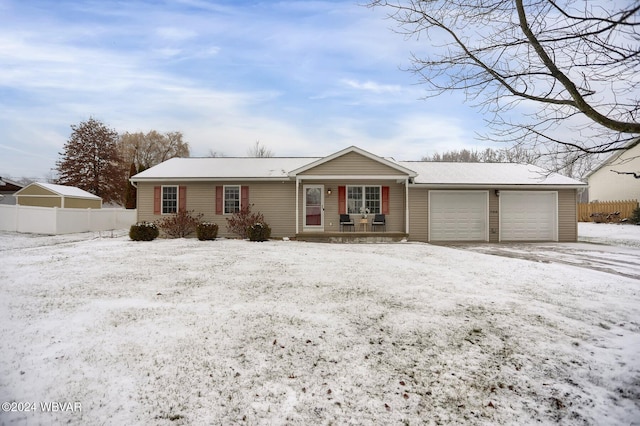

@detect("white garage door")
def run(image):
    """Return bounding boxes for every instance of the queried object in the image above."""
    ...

[500,191,558,241]
[429,191,488,241]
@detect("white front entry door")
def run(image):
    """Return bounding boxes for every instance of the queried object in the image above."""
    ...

[304,185,324,231]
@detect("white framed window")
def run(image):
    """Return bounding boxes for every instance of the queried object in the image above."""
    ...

[162,186,178,214]
[347,185,381,214]
[224,185,240,214]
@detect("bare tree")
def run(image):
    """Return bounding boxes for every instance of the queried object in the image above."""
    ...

[119,130,190,170]
[56,118,124,204]
[206,149,226,157]
[368,0,640,162]
[423,147,539,164]
[247,140,274,158]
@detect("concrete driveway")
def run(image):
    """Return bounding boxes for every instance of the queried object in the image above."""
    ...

[450,242,640,280]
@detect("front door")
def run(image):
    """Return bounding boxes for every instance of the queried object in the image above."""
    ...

[304,185,324,231]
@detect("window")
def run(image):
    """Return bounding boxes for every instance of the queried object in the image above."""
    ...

[347,185,380,214]
[162,186,178,214]
[224,185,240,214]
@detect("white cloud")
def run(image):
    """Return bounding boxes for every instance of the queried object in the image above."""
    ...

[341,79,402,94]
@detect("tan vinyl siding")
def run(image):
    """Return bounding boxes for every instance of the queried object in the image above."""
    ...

[558,189,578,242]
[16,185,55,196]
[17,196,62,208]
[408,187,428,242]
[300,152,405,176]
[64,198,101,209]
[137,181,297,238]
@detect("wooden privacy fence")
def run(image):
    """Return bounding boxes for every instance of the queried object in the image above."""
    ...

[578,200,638,222]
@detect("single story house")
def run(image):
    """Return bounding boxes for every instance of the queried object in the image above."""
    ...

[15,182,102,209]
[0,177,24,205]
[587,139,640,202]
[131,146,586,242]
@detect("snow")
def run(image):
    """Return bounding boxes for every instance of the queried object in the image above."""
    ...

[398,161,585,186]
[23,182,102,199]
[1,224,639,424]
[132,157,321,180]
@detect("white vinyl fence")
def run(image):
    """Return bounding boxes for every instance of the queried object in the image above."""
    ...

[0,205,137,235]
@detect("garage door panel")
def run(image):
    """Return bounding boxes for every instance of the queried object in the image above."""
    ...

[500,192,557,241]
[429,191,488,241]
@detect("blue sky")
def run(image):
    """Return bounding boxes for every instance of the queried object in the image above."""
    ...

[0,0,489,180]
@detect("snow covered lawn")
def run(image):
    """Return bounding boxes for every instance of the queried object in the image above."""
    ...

[1,228,639,425]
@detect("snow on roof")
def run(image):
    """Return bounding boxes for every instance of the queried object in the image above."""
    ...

[132,157,321,180]
[131,153,585,186]
[398,161,586,186]
[34,182,102,199]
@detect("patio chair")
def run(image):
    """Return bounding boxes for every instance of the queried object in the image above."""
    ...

[339,214,355,232]
[371,214,386,232]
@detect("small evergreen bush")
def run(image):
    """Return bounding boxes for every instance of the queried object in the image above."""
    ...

[247,222,271,242]
[129,222,159,241]
[226,205,265,239]
[197,222,219,240]
[630,206,640,225]
[156,210,203,238]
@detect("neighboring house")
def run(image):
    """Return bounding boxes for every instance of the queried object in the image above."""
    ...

[0,177,24,205]
[15,182,102,209]
[131,146,586,242]
[587,140,640,202]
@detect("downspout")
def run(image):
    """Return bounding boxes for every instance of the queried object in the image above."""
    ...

[405,178,409,235]
[295,177,299,235]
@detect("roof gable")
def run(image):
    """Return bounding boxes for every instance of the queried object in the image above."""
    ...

[289,146,417,177]
[587,138,640,178]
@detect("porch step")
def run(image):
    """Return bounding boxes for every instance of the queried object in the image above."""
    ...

[295,232,408,243]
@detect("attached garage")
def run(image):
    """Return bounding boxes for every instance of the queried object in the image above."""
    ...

[500,191,558,241]
[429,191,488,242]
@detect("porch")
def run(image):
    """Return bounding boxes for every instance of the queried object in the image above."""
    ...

[295,231,408,243]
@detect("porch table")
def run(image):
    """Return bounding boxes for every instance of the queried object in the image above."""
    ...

[359,218,368,232]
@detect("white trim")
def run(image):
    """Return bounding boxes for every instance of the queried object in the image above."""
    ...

[428,190,489,242]
[411,183,585,190]
[345,184,382,215]
[499,191,558,242]
[303,184,324,231]
[223,185,241,215]
[161,185,179,215]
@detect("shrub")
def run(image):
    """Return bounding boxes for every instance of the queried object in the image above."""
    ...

[129,222,159,241]
[226,205,265,239]
[156,210,203,238]
[197,222,219,240]
[631,207,640,225]
[247,222,271,242]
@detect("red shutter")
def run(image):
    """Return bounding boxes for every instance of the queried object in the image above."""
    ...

[153,186,161,214]
[241,186,249,209]
[338,186,346,214]
[179,186,187,212]
[215,186,223,215]
[382,186,389,215]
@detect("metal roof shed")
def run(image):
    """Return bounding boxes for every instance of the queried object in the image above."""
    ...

[15,182,102,209]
